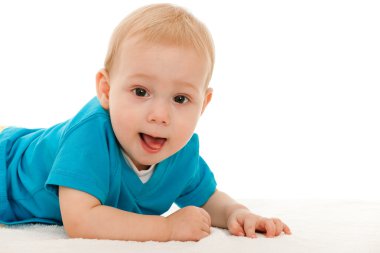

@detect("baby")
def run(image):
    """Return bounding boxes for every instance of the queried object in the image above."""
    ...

[0,4,291,241]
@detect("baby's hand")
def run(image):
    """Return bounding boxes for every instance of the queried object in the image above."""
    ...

[166,206,211,241]
[227,209,291,238]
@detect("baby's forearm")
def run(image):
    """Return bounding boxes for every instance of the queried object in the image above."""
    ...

[65,205,169,242]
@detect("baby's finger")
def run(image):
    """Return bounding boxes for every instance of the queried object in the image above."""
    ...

[243,217,257,238]
[198,230,211,241]
[201,221,211,234]
[228,218,245,236]
[199,208,211,226]
[273,218,285,236]
[284,223,292,235]
[264,219,276,237]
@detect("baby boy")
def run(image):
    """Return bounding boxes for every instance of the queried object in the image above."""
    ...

[0,4,291,241]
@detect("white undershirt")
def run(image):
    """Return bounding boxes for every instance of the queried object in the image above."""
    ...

[122,150,156,184]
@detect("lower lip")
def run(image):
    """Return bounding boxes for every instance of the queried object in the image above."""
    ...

[140,135,165,154]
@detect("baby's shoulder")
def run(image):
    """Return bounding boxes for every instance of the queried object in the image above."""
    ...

[65,98,110,131]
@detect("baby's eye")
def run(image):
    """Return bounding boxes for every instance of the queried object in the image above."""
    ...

[132,88,149,97]
[173,95,189,104]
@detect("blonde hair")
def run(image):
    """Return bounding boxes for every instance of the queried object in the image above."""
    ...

[104,3,215,86]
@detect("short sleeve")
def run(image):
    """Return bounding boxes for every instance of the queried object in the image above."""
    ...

[45,116,113,204]
[175,137,217,208]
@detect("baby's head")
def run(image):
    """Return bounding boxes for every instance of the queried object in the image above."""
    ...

[105,3,215,86]
[96,4,215,170]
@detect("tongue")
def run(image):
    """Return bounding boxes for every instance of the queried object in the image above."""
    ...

[142,134,166,150]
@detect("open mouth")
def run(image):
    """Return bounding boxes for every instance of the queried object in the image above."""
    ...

[139,133,167,153]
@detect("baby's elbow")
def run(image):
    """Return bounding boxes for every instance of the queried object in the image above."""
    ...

[64,220,87,239]
[63,216,95,239]
[59,186,102,239]
[65,227,80,239]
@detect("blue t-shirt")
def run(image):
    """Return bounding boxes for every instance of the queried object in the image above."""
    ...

[0,97,216,225]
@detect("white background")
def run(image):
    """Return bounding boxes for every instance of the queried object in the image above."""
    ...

[1,0,379,200]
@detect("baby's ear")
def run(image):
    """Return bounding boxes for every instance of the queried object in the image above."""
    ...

[96,69,110,110]
[201,88,213,114]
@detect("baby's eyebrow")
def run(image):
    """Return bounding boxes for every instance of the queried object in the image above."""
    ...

[126,73,201,94]
[127,73,152,80]
[176,81,201,94]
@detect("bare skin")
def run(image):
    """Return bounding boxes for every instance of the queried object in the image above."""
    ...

[60,187,290,241]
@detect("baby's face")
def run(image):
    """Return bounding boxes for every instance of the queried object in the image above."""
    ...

[105,37,212,170]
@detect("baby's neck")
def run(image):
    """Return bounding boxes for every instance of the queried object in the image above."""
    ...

[121,150,153,171]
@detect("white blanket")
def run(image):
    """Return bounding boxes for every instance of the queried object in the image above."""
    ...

[2,200,380,253]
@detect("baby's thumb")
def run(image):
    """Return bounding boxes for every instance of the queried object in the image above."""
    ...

[228,219,245,236]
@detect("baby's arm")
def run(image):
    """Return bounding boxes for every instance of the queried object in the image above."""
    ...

[59,187,211,241]
[202,190,291,238]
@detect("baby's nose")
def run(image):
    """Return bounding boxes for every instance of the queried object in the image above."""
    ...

[147,101,170,125]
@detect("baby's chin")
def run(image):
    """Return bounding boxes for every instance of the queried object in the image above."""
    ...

[134,152,170,169]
